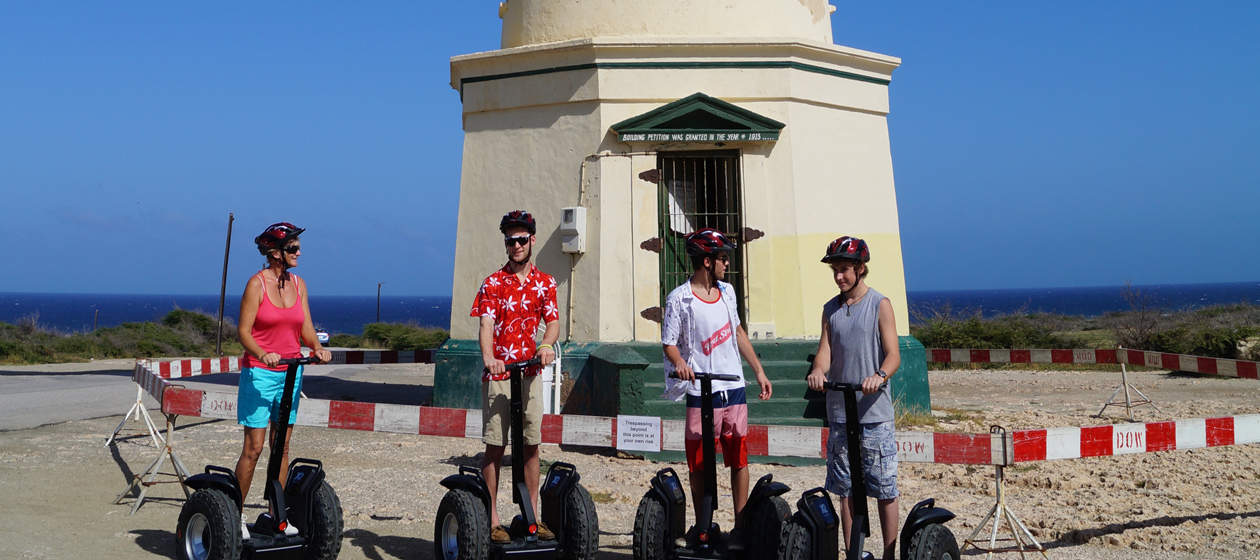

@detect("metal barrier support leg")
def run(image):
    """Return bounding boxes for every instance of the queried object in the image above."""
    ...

[1096,350,1162,420]
[962,464,1048,559]
[105,385,164,448]
[113,413,191,514]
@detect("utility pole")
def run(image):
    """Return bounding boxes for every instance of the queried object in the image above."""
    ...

[216,213,234,356]
[377,282,385,323]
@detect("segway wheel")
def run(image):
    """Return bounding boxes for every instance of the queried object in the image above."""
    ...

[434,489,490,560]
[561,483,600,560]
[632,493,669,560]
[775,518,811,560]
[745,494,791,559]
[176,489,241,560]
[302,481,344,560]
[906,523,959,560]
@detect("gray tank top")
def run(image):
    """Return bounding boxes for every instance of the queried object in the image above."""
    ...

[824,288,893,424]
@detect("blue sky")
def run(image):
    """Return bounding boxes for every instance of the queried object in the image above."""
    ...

[1,2,1256,296]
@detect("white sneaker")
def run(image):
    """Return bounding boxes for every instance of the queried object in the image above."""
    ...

[241,513,251,541]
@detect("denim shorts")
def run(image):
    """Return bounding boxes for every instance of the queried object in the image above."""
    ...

[237,366,303,428]
[825,421,899,500]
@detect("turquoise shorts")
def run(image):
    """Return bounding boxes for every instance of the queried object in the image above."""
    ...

[237,365,303,428]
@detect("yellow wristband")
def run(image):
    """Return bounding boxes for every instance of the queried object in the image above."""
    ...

[537,344,553,352]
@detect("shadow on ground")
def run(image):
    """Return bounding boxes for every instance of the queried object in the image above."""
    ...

[346,528,431,560]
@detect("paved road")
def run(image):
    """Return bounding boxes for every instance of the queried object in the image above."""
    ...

[0,360,434,432]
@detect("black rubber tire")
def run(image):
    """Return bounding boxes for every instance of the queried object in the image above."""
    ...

[302,481,344,560]
[176,489,241,560]
[561,483,600,560]
[744,494,792,559]
[906,523,960,560]
[775,517,812,560]
[632,493,669,560]
[434,489,490,560]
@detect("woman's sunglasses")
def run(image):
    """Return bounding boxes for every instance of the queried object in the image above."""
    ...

[283,245,301,254]
[504,235,530,247]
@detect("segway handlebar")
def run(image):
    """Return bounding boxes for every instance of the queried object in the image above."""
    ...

[279,356,323,366]
[668,372,742,382]
[822,381,887,392]
[484,356,543,374]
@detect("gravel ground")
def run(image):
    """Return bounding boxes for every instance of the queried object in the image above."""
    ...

[2,364,1259,559]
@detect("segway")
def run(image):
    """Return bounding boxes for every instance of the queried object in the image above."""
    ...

[633,372,792,560]
[778,382,957,560]
[176,356,344,560]
[434,357,600,560]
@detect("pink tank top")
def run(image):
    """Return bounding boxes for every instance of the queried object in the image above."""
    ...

[243,272,305,372]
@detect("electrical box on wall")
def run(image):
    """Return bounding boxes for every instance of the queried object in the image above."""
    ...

[560,207,587,253]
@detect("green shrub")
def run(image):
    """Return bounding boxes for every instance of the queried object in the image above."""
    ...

[911,308,1087,350]
[328,334,361,348]
[361,322,449,351]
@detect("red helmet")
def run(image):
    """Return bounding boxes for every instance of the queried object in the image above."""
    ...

[822,236,869,263]
[499,210,536,235]
[255,222,305,255]
[685,228,736,257]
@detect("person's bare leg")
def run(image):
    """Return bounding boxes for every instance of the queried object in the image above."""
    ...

[837,496,853,549]
[730,466,749,528]
[266,423,295,490]
[524,444,541,517]
[482,444,506,526]
[877,497,899,560]
[234,427,267,507]
[689,471,704,521]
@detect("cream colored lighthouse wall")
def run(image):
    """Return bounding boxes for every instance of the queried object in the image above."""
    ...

[450,39,906,342]
[501,0,835,48]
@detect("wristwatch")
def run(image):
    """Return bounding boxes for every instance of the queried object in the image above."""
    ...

[875,370,888,380]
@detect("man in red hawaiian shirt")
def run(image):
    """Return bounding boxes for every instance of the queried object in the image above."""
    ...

[469,210,560,543]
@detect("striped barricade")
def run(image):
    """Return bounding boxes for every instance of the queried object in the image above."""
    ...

[927,348,1260,379]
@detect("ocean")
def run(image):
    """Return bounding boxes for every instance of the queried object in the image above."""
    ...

[3,281,1260,334]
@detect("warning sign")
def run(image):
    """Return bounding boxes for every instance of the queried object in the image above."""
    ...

[616,415,661,453]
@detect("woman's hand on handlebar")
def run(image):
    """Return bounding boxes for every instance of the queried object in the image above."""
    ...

[807,370,826,392]
[261,352,282,368]
[313,349,332,364]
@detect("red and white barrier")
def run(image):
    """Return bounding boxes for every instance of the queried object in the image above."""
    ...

[125,359,1065,466]
[928,348,1260,379]
[132,350,1260,466]
[1011,416,1260,462]
[147,349,435,379]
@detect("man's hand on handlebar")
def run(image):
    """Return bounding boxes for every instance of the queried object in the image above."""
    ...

[537,346,555,366]
[861,374,884,395]
[483,356,506,377]
[672,362,695,382]
[807,370,826,392]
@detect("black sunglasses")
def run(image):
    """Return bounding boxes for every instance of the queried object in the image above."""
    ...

[282,245,301,254]
[713,254,730,263]
[504,235,530,246]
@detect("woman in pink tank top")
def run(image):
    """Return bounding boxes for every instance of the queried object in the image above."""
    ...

[232,222,331,539]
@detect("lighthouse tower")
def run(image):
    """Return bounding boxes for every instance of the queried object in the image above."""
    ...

[436,0,928,419]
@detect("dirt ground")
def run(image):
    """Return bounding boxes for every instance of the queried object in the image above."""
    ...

[3,365,1260,559]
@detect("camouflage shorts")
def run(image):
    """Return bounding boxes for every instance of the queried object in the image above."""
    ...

[825,421,899,500]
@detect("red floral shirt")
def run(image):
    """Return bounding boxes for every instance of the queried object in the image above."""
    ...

[469,264,559,381]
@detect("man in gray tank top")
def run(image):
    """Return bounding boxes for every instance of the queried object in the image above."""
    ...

[806,236,903,560]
